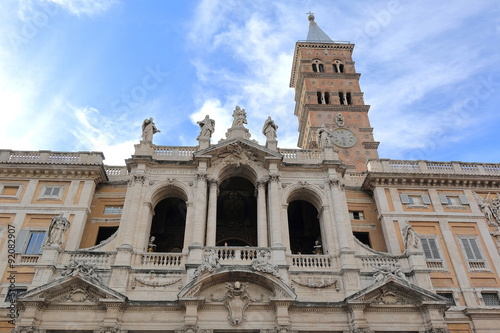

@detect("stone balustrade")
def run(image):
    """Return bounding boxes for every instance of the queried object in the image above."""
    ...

[367,159,500,175]
[290,254,332,270]
[153,146,197,160]
[0,150,104,165]
[205,246,266,265]
[358,255,406,272]
[105,166,129,177]
[15,254,40,265]
[138,253,184,267]
[62,251,115,269]
[279,148,322,163]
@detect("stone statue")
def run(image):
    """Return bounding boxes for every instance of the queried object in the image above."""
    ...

[197,115,215,140]
[335,113,344,127]
[45,213,70,246]
[313,240,323,255]
[148,236,157,252]
[194,249,220,278]
[402,223,419,252]
[473,192,499,225]
[61,260,101,281]
[141,117,160,142]
[317,124,332,147]
[262,116,278,140]
[373,263,407,283]
[231,106,247,127]
[251,250,279,276]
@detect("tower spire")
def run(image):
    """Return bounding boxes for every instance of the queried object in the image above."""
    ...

[306,12,333,42]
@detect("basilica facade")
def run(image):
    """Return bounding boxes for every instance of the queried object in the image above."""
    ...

[1,15,500,333]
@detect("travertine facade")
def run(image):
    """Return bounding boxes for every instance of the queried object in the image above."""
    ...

[1,15,499,333]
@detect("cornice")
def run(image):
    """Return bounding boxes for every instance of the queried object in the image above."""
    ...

[364,172,500,190]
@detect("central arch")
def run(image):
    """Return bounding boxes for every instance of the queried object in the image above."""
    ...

[216,176,257,246]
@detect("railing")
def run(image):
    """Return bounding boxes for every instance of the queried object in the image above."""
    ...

[290,254,332,269]
[153,146,197,160]
[468,260,487,270]
[367,159,500,176]
[358,255,402,271]
[280,149,322,163]
[0,150,104,165]
[206,246,265,265]
[426,260,444,269]
[15,254,40,265]
[105,166,128,177]
[139,253,184,267]
[345,172,366,187]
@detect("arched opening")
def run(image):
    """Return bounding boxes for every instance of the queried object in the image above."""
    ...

[216,177,257,246]
[324,91,330,104]
[287,200,322,254]
[333,60,344,73]
[150,197,186,252]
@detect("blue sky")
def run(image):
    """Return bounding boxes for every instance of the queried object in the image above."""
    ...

[1,0,499,165]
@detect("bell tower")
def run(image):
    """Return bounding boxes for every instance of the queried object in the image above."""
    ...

[290,13,379,171]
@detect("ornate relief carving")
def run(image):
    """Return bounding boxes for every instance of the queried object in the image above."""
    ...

[326,178,345,190]
[97,325,122,333]
[349,328,373,333]
[63,286,98,303]
[129,173,146,185]
[13,326,44,333]
[251,250,279,277]
[210,281,262,326]
[196,172,208,181]
[299,180,308,188]
[291,277,339,291]
[269,174,280,182]
[193,249,221,279]
[261,325,296,333]
[61,260,101,282]
[473,191,500,225]
[363,286,418,306]
[132,272,182,289]
[174,325,213,333]
[372,263,407,283]
[213,142,257,167]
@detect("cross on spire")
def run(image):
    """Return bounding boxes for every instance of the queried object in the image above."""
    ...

[307,11,315,22]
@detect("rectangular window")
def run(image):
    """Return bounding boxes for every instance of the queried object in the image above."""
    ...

[421,238,441,260]
[460,238,483,260]
[24,231,46,254]
[349,211,364,220]
[482,292,500,306]
[103,206,123,215]
[5,287,27,303]
[1,185,19,196]
[41,186,63,199]
[437,292,456,306]
[400,194,431,206]
[439,194,469,206]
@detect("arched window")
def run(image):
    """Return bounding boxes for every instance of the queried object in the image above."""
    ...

[324,92,330,104]
[333,60,344,73]
[346,92,352,105]
[317,92,329,104]
[339,92,352,105]
[287,200,321,254]
[216,177,257,246]
[312,59,324,73]
[150,197,187,252]
[317,91,322,104]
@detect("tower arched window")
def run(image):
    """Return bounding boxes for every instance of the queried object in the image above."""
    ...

[317,92,329,104]
[339,92,352,105]
[312,59,324,73]
[333,60,344,73]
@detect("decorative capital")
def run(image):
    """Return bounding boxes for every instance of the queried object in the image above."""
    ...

[269,174,280,183]
[196,172,208,181]
[129,173,146,185]
[327,178,344,190]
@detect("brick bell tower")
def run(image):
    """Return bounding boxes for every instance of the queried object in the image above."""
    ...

[290,13,379,172]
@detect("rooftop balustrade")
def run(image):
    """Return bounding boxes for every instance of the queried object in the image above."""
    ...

[367,159,500,176]
[0,150,105,165]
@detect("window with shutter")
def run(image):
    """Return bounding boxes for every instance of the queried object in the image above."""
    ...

[41,186,63,199]
[25,231,46,254]
[461,238,483,260]
[421,238,441,260]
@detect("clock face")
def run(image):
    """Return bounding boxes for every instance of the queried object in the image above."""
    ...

[331,129,357,148]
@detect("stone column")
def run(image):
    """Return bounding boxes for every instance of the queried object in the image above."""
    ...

[121,173,147,247]
[256,179,268,247]
[327,179,349,251]
[373,186,401,254]
[192,172,208,246]
[268,174,282,246]
[205,179,218,246]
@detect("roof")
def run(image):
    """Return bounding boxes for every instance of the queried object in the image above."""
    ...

[306,13,333,42]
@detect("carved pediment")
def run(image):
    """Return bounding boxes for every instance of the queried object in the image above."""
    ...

[194,138,282,167]
[346,276,448,308]
[17,274,127,306]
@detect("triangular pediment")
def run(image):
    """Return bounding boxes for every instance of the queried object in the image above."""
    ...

[346,275,448,308]
[18,274,127,306]
[194,137,282,167]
